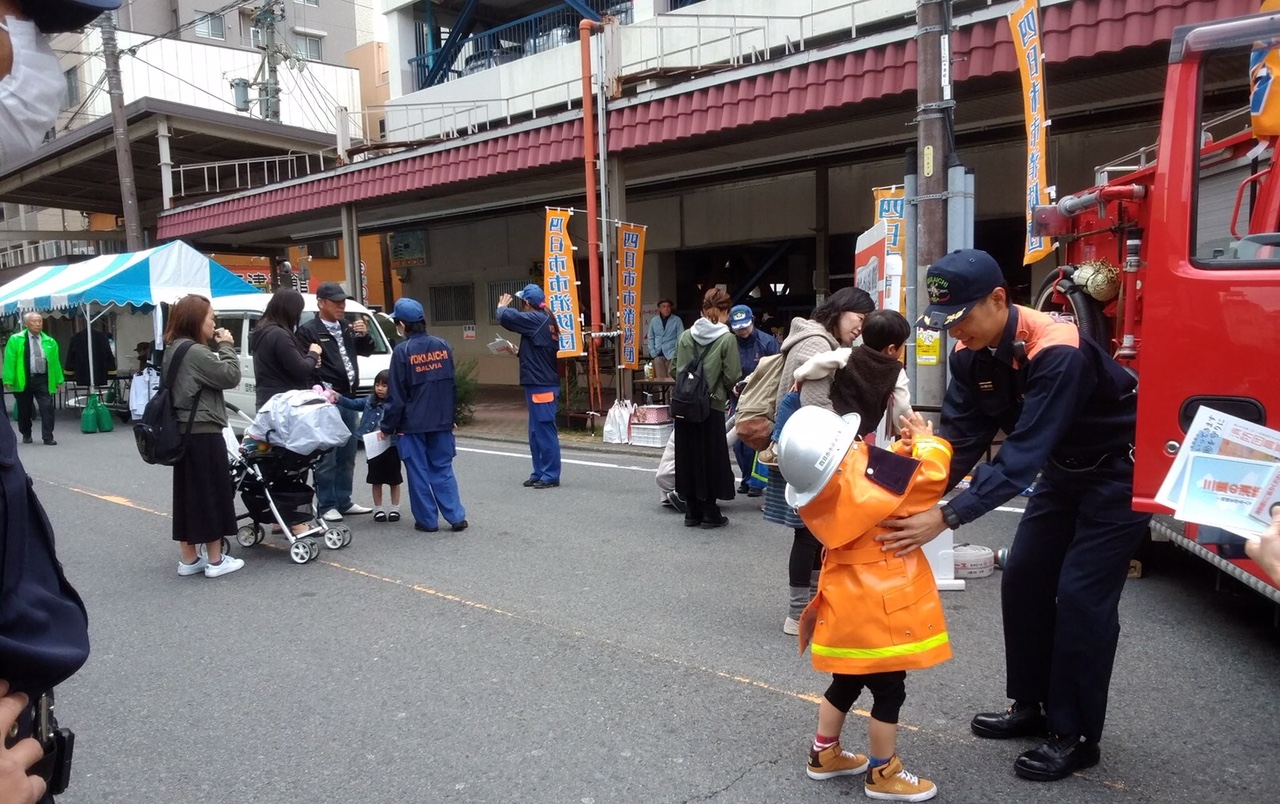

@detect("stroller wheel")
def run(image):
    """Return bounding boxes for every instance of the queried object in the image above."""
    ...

[253,525,265,545]
[340,525,352,547]
[237,526,259,548]
[289,540,311,564]
[324,528,345,550]
[305,538,321,561]
[221,537,231,557]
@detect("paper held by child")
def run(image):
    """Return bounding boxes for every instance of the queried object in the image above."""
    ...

[363,431,391,460]
[1156,406,1280,541]
[488,336,518,355]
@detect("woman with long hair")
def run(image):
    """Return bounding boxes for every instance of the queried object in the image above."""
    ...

[766,287,876,633]
[165,294,244,578]
[247,288,322,410]
[497,284,563,489]
[673,287,742,528]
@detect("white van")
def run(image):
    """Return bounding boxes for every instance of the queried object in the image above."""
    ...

[211,293,395,415]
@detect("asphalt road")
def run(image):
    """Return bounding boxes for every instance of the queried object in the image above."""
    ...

[14,417,1280,804]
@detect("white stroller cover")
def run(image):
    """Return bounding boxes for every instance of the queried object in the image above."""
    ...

[247,390,352,455]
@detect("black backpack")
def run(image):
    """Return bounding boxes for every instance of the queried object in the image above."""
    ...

[133,340,202,466]
[670,343,711,423]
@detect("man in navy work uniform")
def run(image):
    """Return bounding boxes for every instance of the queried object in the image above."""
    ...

[297,281,375,522]
[381,298,467,534]
[728,304,778,497]
[497,285,562,489]
[876,249,1151,782]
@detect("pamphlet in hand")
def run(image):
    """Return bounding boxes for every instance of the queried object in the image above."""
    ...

[363,430,391,460]
[1156,406,1280,540]
[488,335,518,356]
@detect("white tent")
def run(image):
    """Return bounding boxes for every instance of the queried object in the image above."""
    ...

[0,241,260,388]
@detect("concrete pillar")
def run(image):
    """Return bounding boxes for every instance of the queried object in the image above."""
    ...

[814,166,830,304]
[340,205,362,303]
[385,4,420,100]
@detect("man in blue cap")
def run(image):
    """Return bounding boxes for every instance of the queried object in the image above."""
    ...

[497,284,562,489]
[728,304,778,496]
[875,249,1150,783]
[381,298,467,534]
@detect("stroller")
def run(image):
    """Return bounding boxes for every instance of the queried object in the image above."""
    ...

[225,399,354,564]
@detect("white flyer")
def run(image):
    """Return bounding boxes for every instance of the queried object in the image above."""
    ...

[1155,406,1280,512]
[363,431,391,460]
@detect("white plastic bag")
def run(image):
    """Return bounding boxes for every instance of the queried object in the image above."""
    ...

[247,390,352,455]
[603,399,635,444]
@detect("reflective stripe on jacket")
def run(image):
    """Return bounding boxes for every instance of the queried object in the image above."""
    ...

[797,435,954,675]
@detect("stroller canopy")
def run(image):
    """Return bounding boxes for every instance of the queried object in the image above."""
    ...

[0,241,259,316]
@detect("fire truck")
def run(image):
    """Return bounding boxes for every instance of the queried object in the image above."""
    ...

[1031,9,1280,602]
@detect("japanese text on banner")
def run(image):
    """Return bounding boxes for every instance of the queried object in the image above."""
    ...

[872,186,906,257]
[1009,0,1054,264]
[544,209,583,358]
[616,222,647,370]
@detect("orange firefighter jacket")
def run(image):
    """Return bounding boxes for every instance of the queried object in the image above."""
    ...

[797,434,954,675]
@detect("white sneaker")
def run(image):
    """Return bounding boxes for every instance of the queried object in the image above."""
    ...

[178,556,208,576]
[340,503,372,515]
[783,617,801,635]
[322,509,344,522]
[204,554,245,578]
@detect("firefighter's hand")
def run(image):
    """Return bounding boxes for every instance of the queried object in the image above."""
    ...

[1245,509,1280,584]
[498,293,514,308]
[876,507,946,557]
[0,681,47,804]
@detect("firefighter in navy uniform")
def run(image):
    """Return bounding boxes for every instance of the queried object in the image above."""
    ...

[381,298,467,534]
[876,249,1152,782]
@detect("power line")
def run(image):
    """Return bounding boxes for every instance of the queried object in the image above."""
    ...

[126,52,242,110]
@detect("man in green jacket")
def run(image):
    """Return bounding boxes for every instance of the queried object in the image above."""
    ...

[3,312,64,445]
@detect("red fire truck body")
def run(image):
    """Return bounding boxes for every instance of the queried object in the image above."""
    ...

[1034,11,1280,600]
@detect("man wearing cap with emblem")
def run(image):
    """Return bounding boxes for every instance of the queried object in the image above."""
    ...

[728,304,778,497]
[497,284,562,489]
[382,297,467,534]
[875,249,1151,782]
[297,282,376,521]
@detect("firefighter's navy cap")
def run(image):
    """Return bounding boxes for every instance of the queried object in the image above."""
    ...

[919,249,1004,329]
[20,0,122,34]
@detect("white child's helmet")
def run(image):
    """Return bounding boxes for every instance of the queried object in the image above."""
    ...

[777,407,861,508]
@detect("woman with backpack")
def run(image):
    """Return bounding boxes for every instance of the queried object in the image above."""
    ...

[164,295,244,578]
[765,287,876,633]
[672,288,742,528]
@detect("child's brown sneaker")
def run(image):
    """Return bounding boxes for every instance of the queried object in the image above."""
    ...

[758,443,779,467]
[864,755,937,801]
[806,743,869,780]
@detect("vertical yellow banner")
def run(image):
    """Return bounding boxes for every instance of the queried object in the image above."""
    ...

[544,209,583,358]
[616,222,646,370]
[1009,0,1054,264]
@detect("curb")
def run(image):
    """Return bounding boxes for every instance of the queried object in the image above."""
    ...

[457,430,665,460]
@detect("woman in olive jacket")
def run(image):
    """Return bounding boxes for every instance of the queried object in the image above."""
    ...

[673,287,742,528]
[164,295,245,578]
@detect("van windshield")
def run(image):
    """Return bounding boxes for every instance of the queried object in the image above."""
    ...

[299,311,392,355]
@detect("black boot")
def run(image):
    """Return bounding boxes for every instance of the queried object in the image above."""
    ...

[700,502,728,529]
[1014,734,1100,781]
[970,701,1047,739]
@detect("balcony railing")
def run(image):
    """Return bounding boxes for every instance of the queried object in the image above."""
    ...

[410,1,634,91]
[173,153,331,200]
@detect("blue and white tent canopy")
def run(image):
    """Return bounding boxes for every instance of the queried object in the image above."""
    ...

[0,241,260,316]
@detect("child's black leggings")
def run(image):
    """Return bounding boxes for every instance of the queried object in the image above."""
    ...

[824,671,907,724]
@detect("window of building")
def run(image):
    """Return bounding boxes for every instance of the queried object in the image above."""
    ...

[64,66,79,108]
[250,25,264,49]
[305,240,339,259]
[487,279,527,324]
[195,12,225,40]
[298,35,323,60]
[428,284,476,326]
[295,0,319,6]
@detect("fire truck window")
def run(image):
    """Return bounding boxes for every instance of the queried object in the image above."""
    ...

[1192,48,1280,267]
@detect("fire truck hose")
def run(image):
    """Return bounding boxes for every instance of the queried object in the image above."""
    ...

[1060,281,1110,347]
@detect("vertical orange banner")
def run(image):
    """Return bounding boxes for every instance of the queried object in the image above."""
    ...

[616,222,646,370]
[1009,0,1054,264]
[544,209,583,358]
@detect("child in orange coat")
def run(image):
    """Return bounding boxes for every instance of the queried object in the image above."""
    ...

[777,407,952,802]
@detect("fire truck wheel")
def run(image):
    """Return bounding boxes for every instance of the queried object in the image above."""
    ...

[1034,269,1112,350]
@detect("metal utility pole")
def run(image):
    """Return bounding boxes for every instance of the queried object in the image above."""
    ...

[913,0,953,411]
[100,12,143,251]
[246,1,283,122]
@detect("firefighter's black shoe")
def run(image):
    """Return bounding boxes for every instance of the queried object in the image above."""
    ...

[970,702,1047,739]
[1014,734,1100,781]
